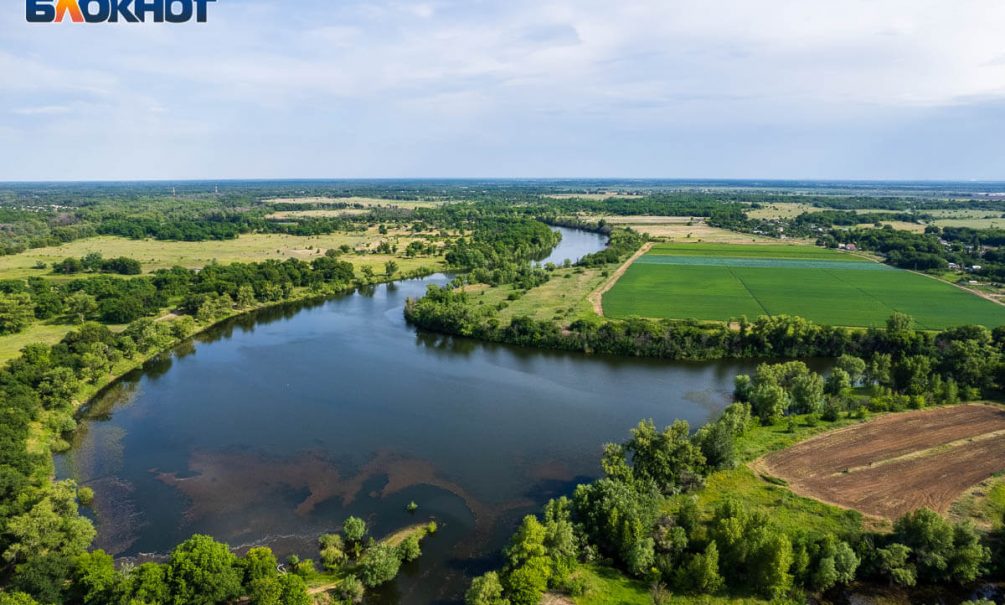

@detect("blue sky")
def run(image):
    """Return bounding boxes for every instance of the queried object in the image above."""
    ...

[1,0,1004,181]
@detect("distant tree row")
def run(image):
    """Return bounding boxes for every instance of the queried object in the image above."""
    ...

[52,253,142,276]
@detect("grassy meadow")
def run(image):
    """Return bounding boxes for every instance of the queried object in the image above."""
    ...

[0,229,450,362]
[0,230,448,279]
[466,266,609,323]
[604,243,1005,329]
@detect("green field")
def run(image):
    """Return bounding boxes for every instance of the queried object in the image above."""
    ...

[604,243,1005,329]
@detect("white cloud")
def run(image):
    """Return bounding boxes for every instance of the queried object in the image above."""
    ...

[0,0,1003,179]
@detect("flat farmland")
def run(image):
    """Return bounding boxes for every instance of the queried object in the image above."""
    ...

[757,405,1005,520]
[603,243,1005,329]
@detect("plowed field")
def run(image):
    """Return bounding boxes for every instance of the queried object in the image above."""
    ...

[757,404,1005,519]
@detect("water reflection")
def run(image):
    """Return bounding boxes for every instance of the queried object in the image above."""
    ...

[56,229,770,604]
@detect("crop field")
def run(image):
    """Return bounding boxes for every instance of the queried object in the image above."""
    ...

[603,243,1005,328]
[756,404,1005,520]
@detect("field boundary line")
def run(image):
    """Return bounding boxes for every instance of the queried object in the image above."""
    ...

[820,268,901,326]
[904,268,1005,308]
[725,267,770,318]
[588,242,653,317]
[747,457,886,523]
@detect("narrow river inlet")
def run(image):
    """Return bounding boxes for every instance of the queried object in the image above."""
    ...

[56,228,765,604]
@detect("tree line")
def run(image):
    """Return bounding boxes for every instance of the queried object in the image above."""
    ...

[1,512,430,605]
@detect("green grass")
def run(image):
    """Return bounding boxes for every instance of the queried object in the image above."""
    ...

[467,266,607,323]
[950,475,1005,530]
[667,414,868,540]
[687,467,864,538]
[0,231,444,279]
[0,322,95,364]
[605,243,1005,329]
[570,564,773,605]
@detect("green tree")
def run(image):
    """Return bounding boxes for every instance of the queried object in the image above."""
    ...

[0,293,35,335]
[876,543,916,587]
[825,368,852,396]
[623,419,706,492]
[503,558,551,605]
[751,533,793,599]
[574,478,660,577]
[892,356,933,396]
[66,291,98,324]
[248,574,309,605]
[503,516,552,605]
[385,260,399,277]
[678,541,723,594]
[865,353,892,387]
[948,522,990,583]
[3,481,96,602]
[125,562,170,604]
[277,574,310,605]
[319,533,347,570]
[358,543,401,588]
[505,516,548,568]
[343,516,368,558]
[836,355,866,385]
[0,593,40,605]
[333,575,365,604]
[893,508,953,581]
[397,534,422,563]
[166,535,242,605]
[465,571,509,605]
[810,536,859,591]
[750,382,789,423]
[236,285,257,309]
[542,498,578,583]
[37,367,79,410]
[789,372,825,414]
[247,577,282,605]
[69,550,122,605]
[241,546,278,584]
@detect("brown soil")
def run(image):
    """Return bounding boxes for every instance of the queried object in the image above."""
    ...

[757,404,1005,520]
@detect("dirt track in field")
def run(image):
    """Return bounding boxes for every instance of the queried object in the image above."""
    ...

[588,242,652,316]
[756,404,1005,520]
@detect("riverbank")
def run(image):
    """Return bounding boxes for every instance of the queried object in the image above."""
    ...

[29,267,439,478]
[483,400,1005,605]
[305,522,437,596]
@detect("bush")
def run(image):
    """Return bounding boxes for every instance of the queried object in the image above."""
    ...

[77,487,95,507]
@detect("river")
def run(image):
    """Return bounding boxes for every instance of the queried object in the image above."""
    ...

[56,227,768,604]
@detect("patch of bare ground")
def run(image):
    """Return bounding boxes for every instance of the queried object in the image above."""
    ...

[756,404,1005,520]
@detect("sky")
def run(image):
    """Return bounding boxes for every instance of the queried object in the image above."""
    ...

[1,0,1004,181]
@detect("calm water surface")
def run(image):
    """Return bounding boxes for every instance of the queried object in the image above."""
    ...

[57,228,766,604]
